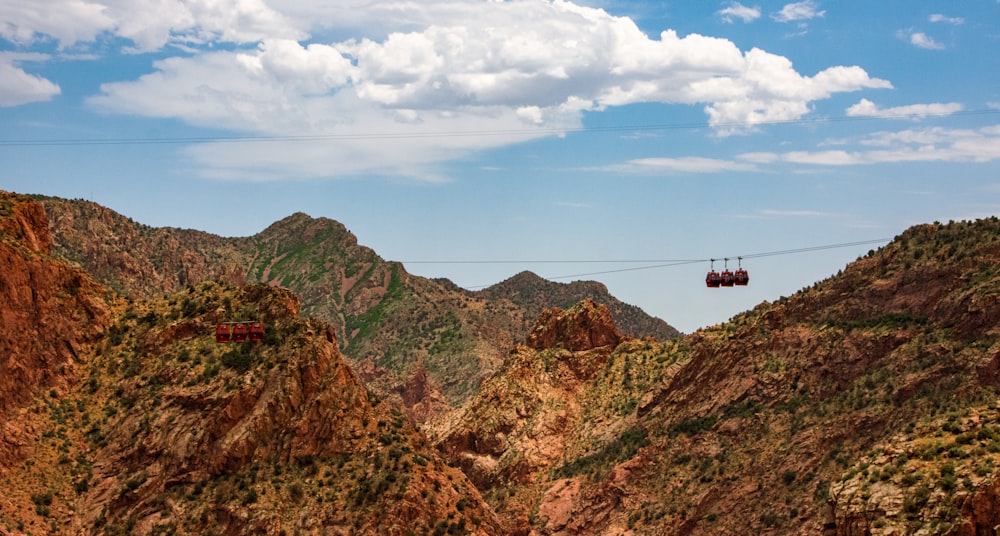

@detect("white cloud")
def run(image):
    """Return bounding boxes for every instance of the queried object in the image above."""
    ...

[929,14,964,25]
[16,0,890,179]
[741,125,1000,166]
[600,156,757,174]
[717,2,760,23]
[0,53,61,107]
[0,0,303,51]
[0,0,114,47]
[908,31,944,50]
[846,98,964,119]
[772,1,825,23]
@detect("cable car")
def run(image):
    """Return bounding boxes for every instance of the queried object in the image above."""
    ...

[249,322,264,342]
[232,323,249,343]
[706,259,722,287]
[707,257,749,288]
[215,324,232,343]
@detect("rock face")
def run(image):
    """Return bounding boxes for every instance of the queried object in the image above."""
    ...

[0,192,111,468]
[435,300,658,533]
[527,298,624,352]
[0,196,500,535]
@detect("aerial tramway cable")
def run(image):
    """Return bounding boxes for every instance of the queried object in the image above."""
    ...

[417,237,892,289]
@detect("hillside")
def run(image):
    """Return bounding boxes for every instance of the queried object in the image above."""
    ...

[39,196,678,423]
[0,192,499,534]
[432,218,1000,535]
[12,189,1000,535]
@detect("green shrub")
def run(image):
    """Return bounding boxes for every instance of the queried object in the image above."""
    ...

[220,345,254,373]
[782,470,797,485]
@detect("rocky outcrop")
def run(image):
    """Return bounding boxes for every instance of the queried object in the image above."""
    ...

[435,300,643,533]
[527,298,624,352]
[0,192,111,468]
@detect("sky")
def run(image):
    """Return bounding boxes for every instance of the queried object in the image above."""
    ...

[2,0,1000,333]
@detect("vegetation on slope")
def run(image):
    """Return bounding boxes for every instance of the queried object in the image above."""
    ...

[433,218,1000,535]
[0,280,499,535]
[38,196,679,423]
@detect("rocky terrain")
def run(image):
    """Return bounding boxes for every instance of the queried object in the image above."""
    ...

[40,197,678,424]
[5,189,1000,535]
[0,191,498,535]
[428,217,1000,535]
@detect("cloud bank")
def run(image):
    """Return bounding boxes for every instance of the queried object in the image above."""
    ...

[3,0,891,180]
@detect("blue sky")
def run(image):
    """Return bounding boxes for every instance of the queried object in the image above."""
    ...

[2,0,999,332]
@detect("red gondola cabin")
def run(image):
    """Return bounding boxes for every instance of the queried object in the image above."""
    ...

[215,324,232,343]
[734,269,749,286]
[706,270,722,288]
[720,270,735,287]
[249,322,264,342]
[232,323,249,343]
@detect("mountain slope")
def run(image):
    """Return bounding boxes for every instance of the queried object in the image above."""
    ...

[0,192,112,469]
[433,218,1000,535]
[39,196,679,424]
[0,193,501,535]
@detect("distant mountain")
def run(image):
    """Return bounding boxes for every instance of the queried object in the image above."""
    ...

[480,270,679,340]
[38,196,679,424]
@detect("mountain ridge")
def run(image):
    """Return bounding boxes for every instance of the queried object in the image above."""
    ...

[38,195,679,425]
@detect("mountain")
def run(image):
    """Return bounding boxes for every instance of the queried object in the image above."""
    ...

[39,196,679,424]
[12,189,1000,535]
[431,218,1000,535]
[0,192,499,535]
[480,270,679,343]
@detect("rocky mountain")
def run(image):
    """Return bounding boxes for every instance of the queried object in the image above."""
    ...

[39,196,678,424]
[0,191,499,535]
[431,218,1000,535]
[10,188,1000,535]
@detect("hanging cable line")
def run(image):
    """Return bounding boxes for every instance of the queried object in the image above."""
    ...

[442,237,892,289]
[2,109,997,147]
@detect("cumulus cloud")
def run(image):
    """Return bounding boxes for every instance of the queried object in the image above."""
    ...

[11,0,892,180]
[0,0,302,51]
[772,1,825,23]
[0,53,61,107]
[717,2,760,23]
[846,98,964,119]
[0,0,114,47]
